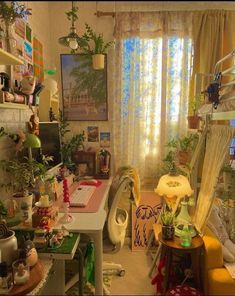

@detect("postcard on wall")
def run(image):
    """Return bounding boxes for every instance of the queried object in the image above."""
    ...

[100,132,110,148]
[24,41,33,64]
[33,37,44,82]
[26,24,32,43]
[87,126,99,142]
[15,35,24,57]
[14,18,25,39]
[60,54,108,121]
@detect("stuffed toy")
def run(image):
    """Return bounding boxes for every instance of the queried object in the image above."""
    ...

[151,258,166,295]
[207,202,235,262]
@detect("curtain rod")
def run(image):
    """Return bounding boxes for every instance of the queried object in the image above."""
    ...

[95,11,115,18]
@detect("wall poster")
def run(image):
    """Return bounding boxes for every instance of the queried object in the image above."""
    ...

[60,54,108,121]
[33,37,44,82]
[132,192,162,251]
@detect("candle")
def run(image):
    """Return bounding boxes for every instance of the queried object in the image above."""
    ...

[39,195,49,207]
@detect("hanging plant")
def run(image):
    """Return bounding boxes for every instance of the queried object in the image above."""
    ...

[0,1,32,25]
[0,1,31,52]
[78,23,115,69]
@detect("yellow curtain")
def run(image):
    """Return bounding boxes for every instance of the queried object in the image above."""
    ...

[189,10,235,114]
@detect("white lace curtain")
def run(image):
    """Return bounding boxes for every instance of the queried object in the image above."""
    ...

[193,124,235,233]
[110,11,193,188]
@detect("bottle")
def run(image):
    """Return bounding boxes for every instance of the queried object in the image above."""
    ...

[180,224,192,247]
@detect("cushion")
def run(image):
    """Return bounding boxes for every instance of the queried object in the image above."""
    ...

[166,284,203,296]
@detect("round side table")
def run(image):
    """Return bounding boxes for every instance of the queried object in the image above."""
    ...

[158,232,204,294]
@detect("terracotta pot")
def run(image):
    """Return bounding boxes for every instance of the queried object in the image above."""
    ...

[162,225,175,240]
[178,151,191,165]
[187,115,199,129]
[92,54,105,70]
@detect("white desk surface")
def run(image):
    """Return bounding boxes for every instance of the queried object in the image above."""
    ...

[53,178,112,295]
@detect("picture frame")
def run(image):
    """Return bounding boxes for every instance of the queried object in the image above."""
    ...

[72,151,96,177]
[60,54,108,121]
[100,132,111,148]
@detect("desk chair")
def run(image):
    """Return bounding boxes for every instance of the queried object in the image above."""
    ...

[102,174,134,294]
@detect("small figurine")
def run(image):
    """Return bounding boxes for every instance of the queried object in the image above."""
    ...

[28,106,39,136]
[23,239,38,267]
[49,234,60,248]
[20,73,36,95]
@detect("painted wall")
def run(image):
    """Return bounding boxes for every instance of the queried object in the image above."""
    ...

[0,1,52,146]
[1,0,235,164]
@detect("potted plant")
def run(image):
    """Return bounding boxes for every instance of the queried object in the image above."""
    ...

[187,93,204,129]
[0,155,52,221]
[160,205,175,240]
[0,1,31,52]
[157,139,186,180]
[177,134,198,165]
[59,110,85,167]
[79,23,115,69]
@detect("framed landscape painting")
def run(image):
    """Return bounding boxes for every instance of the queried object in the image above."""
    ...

[60,54,108,121]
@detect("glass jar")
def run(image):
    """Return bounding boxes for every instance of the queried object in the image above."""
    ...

[180,224,192,247]
[12,259,30,285]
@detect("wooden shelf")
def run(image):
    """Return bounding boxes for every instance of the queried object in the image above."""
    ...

[0,102,28,109]
[0,48,24,65]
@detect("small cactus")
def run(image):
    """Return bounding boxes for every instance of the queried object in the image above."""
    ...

[160,205,175,226]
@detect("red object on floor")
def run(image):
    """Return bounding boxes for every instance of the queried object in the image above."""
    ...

[166,285,203,296]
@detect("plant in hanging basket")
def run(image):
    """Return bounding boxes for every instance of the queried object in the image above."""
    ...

[78,23,115,69]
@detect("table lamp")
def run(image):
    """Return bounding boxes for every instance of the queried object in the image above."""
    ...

[23,133,41,161]
[155,162,196,236]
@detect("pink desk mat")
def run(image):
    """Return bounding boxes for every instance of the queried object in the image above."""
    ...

[56,179,110,213]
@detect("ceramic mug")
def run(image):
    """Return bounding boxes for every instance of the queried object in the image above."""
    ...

[12,193,33,222]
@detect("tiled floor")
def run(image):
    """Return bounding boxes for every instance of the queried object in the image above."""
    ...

[103,243,155,295]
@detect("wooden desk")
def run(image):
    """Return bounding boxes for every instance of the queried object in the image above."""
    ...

[158,233,204,294]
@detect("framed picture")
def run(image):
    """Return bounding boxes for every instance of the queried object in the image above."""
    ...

[60,54,108,121]
[100,132,110,148]
[88,126,99,142]
[72,151,96,177]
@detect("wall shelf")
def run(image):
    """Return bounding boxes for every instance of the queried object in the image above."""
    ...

[0,48,24,65]
[0,102,28,110]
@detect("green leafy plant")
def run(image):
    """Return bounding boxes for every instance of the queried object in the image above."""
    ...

[59,110,85,166]
[0,1,31,26]
[79,23,115,54]
[189,93,204,116]
[178,134,198,152]
[0,155,52,197]
[160,205,175,226]
[65,2,78,23]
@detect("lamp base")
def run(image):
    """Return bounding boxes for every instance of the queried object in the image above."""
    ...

[175,224,197,237]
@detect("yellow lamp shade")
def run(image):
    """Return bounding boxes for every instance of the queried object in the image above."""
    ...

[155,174,193,199]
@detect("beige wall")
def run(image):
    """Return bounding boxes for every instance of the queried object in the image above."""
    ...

[1,1,235,162]
[0,1,52,149]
